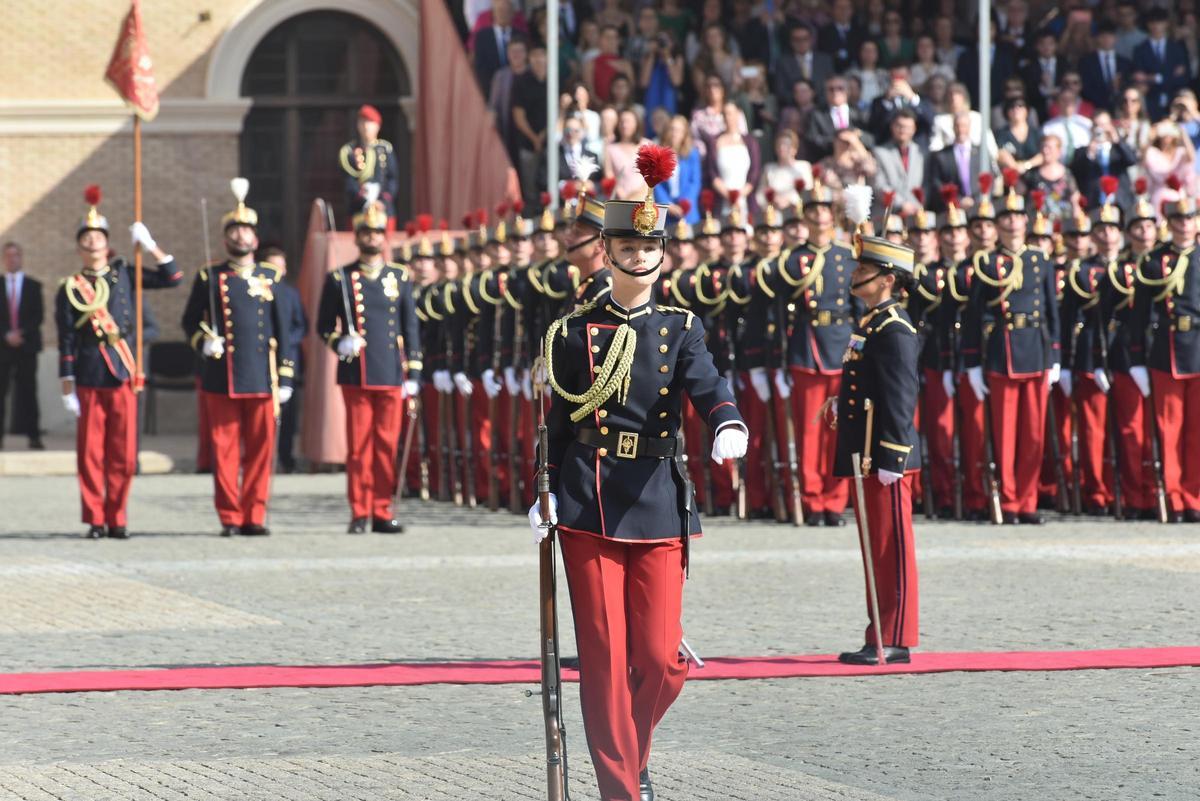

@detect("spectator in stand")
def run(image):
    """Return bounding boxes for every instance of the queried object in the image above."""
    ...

[878,9,914,68]
[512,44,549,207]
[779,79,818,159]
[921,73,949,113]
[604,108,651,200]
[467,0,527,53]
[1048,73,1094,119]
[995,97,1044,173]
[756,129,813,211]
[818,0,866,74]
[1020,134,1079,219]
[1143,120,1197,209]
[691,23,744,98]
[1177,10,1200,79]
[1080,21,1133,113]
[594,0,634,39]
[872,108,927,217]
[1113,1,1147,62]
[639,31,685,117]
[577,19,601,71]
[471,0,523,93]
[599,105,619,154]
[989,77,1040,129]
[1170,90,1200,173]
[685,0,727,64]
[529,7,578,83]
[932,16,964,69]
[707,101,762,217]
[657,0,694,49]
[849,41,889,111]
[929,82,997,159]
[691,75,747,155]
[774,24,833,108]
[649,107,672,141]
[655,114,703,225]
[1022,30,1066,124]
[910,35,956,88]
[1133,9,1191,121]
[585,25,635,104]
[957,23,1016,108]
[805,75,869,163]
[867,66,934,147]
[1114,87,1153,167]
[926,112,980,210]
[862,0,887,39]
[1042,89,1094,164]
[559,116,603,191]
[734,62,778,154]
[625,6,660,66]
[729,0,772,66]
[1057,6,1096,66]
[996,0,1034,58]
[557,84,603,154]
[488,35,529,162]
[816,126,877,191]
[608,74,645,119]
[1070,110,1137,209]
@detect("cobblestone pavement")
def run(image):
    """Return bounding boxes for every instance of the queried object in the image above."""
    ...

[0,474,1198,800]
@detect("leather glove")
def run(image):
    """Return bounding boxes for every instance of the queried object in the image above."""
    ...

[1047,362,1061,387]
[403,379,420,397]
[504,366,520,396]
[1129,365,1151,398]
[202,336,225,358]
[453,372,474,396]
[942,370,955,399]
[774,369,791,399]
[336,335,363,358]
[749,367,771,402]
[521,368,533,400]
[878,468,903,486]
[711,426,749,464]
[278,386,293,404]
[482,368,502,398]
[433,369,452,393]
[1059,368,1073,398]
[967,366,988,402]
[528,492,558,544]
[129,221,157,252]
[62,392,81,417]
[1093,370,1111,394]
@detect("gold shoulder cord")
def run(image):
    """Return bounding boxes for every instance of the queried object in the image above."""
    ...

[543,263,570,300]
[782,245,828,299]
[423,289,444,321]
[975,248,1024,307]
[1067,261,1100,311]
[65,274,110,322]
[657,305,695,329]
[478,270,502,305]
[338,143,376,183]
[692,264,726,306]
[670,270,693,306]
[544,300,637,422]
[1136,248,1192,302]
[528,262,548,295]
[462,277,481,315]
[726,263,751,305]
[1108,260,1135,310]
[756,255,777,299]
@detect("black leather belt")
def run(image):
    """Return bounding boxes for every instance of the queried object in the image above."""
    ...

[578,428,680,459]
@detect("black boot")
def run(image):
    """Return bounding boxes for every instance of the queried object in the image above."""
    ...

[1018,512,1045,525]
[823,510,845,527]
[106,526,129,539]
[347,517,368,534]
[838,644,911,665]
[240,524,271,536]
[85,525,105,539]
[28,436,45,451]
[371,518,405,533]
[639,768,655,801]
[220,524,240,537]
[804,512,824,527]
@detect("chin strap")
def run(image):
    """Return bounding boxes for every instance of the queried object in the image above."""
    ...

[566,232,600,253]
[604,239,666,277]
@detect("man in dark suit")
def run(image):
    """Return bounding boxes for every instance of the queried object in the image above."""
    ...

[0,242,43,450]
[958,31,1017,110]
[1069,111,1136,209]
[559,115,602,184]
[867,67,936,147]
[1080,22,1132,113]
[1132,9,1191,121]
[259,244,308,474]
[1020,30,1067,123]
[774,24,833,106]
[926,113,980,211]
[805,75,871,162]
[817,0,865,74]
[471,0,518,93]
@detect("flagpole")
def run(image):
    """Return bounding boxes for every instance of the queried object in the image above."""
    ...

[133,114,144,392]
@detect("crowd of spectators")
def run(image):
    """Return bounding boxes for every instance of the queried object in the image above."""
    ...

[463,0,1200,221]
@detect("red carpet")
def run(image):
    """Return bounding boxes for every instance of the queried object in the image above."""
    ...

[2,647,1198,695]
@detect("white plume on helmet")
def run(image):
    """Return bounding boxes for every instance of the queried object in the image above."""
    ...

[843,184,873,227]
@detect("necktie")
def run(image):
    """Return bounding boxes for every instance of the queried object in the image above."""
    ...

[1099,145,1110,176]
[900,146,909,173]
[1064,122,1075,161]
[7,276,16,331]
[835,107,845,129]
[1156,41,1164,64]
[956,146,970,193]
[1107,54,1116,86]
[498,28,508,65]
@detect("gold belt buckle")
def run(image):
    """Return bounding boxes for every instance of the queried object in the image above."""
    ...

[1180,316,1193,332]
[616,431,639,459]
[818,310,832,326]
[1013,313,1027,329]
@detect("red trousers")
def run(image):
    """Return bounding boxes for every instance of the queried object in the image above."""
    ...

[467,381,495,501]
[683,395,734,510]
[1110,373,1154,511]
[1039,385,1074,501]
[342,386,404,520]
[788,369,847,514]
[1151,369,1200,511]
[1072,376,1112,509]
[76,384,137,527]
[419,384,447,500]
[561,533,687,801]
[204,392,275,527]
[735,372,771,512]
[851,473,919,647]
[956,374,986,513]
[988,373,1048,515]
[921,368,955,511]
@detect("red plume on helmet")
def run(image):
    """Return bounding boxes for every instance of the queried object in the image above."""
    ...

[700,188,715,213]
[600,176,617,196]
[1053,219,1063,234]
[461,213,473,229]
[634,143,677,188]
[561,182,578,200]
[1166,175,1182,191]
[512,198,525,216]
[882,190,896,208]
[476,208,488,225]
[979,172,993,195]
[811,164,823,181]
[439,218,449,231]
[404,221,417,237]
[1100,175,1119,199]
[416,214,433,233]
[84,184,102,206]
[539,191,551,207]
[940,183,958,206]
[1031,189,1046,211]
[913,186,925,206]
[678,198,692,215]
[1134,177,1148,196]
[727,189,741,205]
[1078,196,1088,210]
[495,201,509,218]
[1001,167,1019,190]
[794,178,807,193]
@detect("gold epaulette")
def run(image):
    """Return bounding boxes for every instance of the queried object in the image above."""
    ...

[657,304,695,329]
[387,261,411,281]
[874,306,918,335]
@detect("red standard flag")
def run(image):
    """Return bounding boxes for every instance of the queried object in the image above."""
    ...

[104,0,159,121]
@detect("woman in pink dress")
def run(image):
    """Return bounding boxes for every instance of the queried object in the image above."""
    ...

[1143,121,1197,211]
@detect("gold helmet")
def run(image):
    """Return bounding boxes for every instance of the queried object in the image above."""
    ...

[221,177,258,229]
[77,184,109,238]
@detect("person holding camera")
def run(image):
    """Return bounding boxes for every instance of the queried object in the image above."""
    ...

[639,30,684,116]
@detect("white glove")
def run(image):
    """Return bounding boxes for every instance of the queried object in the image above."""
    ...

[878,468,903,486]
[1130,366,1151,398]
[504,366,520,396]
[363,181,381,200]
[433,369,452,393]
[202,336,225,358]
[403,379,420,397]
[774,369,791,399]
[521,368,533,400]
[942,370,955,399]
[531,360,547,387]
[278,386,293,404]
[453,372,474,396]
[528,492,558,544]
[1059,368,1073,398]
[482,368,502,398]
[62,392,81,417]
[749,367,771,402]
[129,221,157,252]
[711,426,749,464]
[1093,370,1111,395]
[336,335,363,358]
[1047,362,1061,387]
[967,366,987,402]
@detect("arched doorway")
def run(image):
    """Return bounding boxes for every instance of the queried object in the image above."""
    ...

[239,10,410,261]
